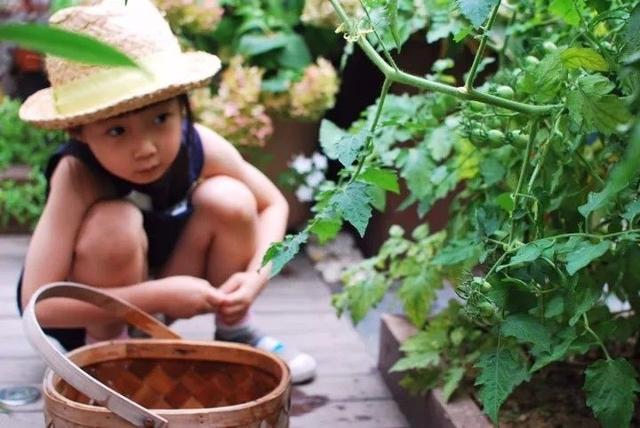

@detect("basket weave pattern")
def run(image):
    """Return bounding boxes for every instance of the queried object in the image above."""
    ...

[58,359,278,409]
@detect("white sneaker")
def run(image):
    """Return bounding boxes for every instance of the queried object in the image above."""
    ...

[255,336,316,384]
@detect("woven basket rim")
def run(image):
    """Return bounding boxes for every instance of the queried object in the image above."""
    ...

[43,339,290,415]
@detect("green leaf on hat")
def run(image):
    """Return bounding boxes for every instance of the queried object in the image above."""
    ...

[0,23,139,68]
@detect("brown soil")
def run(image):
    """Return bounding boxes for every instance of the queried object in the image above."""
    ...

[498,345,640,428]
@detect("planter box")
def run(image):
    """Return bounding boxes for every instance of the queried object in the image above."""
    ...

[378,313,491,428]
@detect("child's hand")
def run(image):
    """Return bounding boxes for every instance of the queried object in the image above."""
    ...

[218,272,265,325]
[156,276,227,319]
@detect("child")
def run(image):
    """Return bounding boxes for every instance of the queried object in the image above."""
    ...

[16,0,316,384]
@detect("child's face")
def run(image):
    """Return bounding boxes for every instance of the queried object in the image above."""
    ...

[76,98,183,184]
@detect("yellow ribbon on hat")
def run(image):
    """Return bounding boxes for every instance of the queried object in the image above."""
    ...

[53,52,184,116]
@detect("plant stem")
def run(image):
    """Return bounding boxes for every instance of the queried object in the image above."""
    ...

[350,78,392,183]
[499,10,517,67]
[358,0,399,71]
[499,229,640,256]
[508,120,539,245]
[466,1,502,90]
[583,313,612,360]
[575,150,605,187]
[486,252,508,278]
[526,113,563,193]
[327,0,558,115]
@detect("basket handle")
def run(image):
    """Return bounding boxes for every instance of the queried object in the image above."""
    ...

[23,282,184,428]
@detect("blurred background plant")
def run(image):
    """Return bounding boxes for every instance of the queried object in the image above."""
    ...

[0,97,64,229]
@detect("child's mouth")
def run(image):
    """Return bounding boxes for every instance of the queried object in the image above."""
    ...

[136,163,160,174]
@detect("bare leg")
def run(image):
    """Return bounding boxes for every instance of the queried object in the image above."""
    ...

[70,200,148,340]
[160,176,258,287]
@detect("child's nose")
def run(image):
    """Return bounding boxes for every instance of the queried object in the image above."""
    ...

[134,138,158,160]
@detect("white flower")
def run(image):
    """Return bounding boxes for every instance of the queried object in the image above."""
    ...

[312,152,328,170]
[306,170,325,187]
[290,155,313,174]
[295,185,314,202]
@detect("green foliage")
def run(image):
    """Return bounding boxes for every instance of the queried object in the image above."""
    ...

[262,231,308,277]
[0,98,63,228]
[0,23,138,67]
[584,359,640,428]
[456,0,499,28]
[265,0,640,424]
[475,348,530,423]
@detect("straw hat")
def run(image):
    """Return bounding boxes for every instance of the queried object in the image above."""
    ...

[19,0,221,129]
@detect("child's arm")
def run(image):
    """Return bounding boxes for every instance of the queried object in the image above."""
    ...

[195,124,289,315]
[21,157,223,328]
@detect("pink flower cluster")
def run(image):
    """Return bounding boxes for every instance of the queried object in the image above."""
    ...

[264,58,340,121]
[192,57,273,147]
[301,0,362,28]
[156,0,223,33]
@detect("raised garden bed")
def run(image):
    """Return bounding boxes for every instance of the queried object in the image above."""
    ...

[378,313,491,428]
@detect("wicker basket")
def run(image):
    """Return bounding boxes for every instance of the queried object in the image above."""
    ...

[23,283,291,427]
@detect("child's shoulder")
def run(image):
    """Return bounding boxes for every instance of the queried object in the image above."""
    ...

[194,123,246,176]
[49,155,113,204]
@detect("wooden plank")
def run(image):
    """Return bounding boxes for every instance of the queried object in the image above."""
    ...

[0,411,45,427]
[291,399,408,428]
[0,358,46,383]
[294,373,391,401]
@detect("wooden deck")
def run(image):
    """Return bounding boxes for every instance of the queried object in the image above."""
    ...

[0,235,408,427]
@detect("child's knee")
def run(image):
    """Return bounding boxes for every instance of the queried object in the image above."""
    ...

[192,177,258,226]
[75,200,147,267]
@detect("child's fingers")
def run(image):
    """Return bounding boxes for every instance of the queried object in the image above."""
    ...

[219,274,243,293]
[206,289,229,307]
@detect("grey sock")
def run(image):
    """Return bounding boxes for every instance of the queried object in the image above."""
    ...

[214,324,263,346]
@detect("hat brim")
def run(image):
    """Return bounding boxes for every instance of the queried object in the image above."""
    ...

[19,51,221,130]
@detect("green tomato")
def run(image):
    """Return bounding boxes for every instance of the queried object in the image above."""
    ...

[507,130,529,147]
[470,128,488,145]
[478,301,496,317]
[542,41,557,53]
[468,101,486,112]
[496,85,515,99]
[525,55,540,65]
[481,280,492,292]
[487,129,505,144]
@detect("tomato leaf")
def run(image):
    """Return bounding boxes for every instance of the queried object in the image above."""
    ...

[456,0,499,28]
[567,74,632,135]
[442,366,466,402]
[578,124,640,217]
[262,232,308,277]
[359,167,400,193]
[584,359,640,428]
[309,212,342,244]
[549,0,586,26]
[398,270,437,327]
[330,182,373,236]
[319,120,367,167]
[500,314,552,353]
[561,47,609,71]
[565,240,610,276]
[621,3,640,66]
[475,348,530,423]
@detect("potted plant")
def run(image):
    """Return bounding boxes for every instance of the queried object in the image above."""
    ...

[263,0,640,426]
[0,97,64,232]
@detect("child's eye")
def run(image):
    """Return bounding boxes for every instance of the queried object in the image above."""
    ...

[154,113,171,124]
[106,126,125,137]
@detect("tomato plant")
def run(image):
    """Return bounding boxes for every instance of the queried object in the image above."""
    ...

[262,0,640,425]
